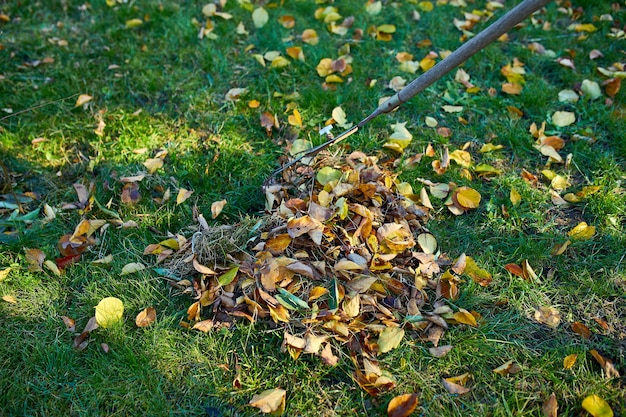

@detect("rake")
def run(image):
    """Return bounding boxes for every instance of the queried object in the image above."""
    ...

[270,0,552,177]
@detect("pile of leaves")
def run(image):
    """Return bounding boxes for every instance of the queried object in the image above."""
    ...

[148,148,492,401]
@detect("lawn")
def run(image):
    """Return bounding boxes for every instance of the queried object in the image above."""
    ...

[0,0,624,416]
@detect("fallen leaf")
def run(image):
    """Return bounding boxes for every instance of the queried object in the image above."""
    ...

[25,248,46,272]
[454,186,481,209]
[378,326,405,354]
[442,374,471,395]
[249,388,286,414]
[125,18,143,28]
[176,188,194,205]
[589,350,620,379]
[120,262,145,275]
[551,111,576,127]
[563,353,578,369]
[135,306,156,327]
[252,7,269,28]
[581,79,602,100]
[75,94,93,107]
[121,182,141,205]
[542,393,558,417]
[211,199,227,219]
[2,295,17,304]
[453,309,478,327]
[320,343,338,366]
[387,393,419,417]
[61,316,76,331]
[429,345,453,358]
[95,297,124,328]
[143,158,163,174]
[568,222,595,240]
[493,360,521,376]
[582,395,613,417]
[572,322,590,339]
[192,319,214,333]
[534,306,561,328]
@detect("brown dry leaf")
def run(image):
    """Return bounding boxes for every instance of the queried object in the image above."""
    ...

[563,353,578,370]
[502,82,522,95]
[249,388,286,414]
[504,263,524,278]
[442,374,471,395]
[589,350,620,379]
[429,345,453,358]
[571,321,591,339]
[211,199,227,219]
[25,248,46,272]
[387,393,419,417]
[61,316,76,331]
[260,112,276,133]
[542,393,558,417]
[278,15,295,28]
[192,319,214,333]
[493,360,521,376]
[534,306,561,328]
[320,343,339,366]
[135,306,156,327]
[121,182,141,205]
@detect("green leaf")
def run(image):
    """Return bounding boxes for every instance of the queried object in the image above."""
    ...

[328,278,339,312]
[316,167,342,185]
[218,266,239,286]
[276,288,309,310]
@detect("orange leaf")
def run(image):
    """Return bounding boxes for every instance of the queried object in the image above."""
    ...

[387,393,419,417]
[571,321,590,339]
[135,307,156,327]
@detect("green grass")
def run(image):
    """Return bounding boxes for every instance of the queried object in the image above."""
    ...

[1,0,625,415]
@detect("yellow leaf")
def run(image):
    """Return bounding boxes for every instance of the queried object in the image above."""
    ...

[2,295,17,304]
[417,233,437,254]
[510,188,521,205]
[366,1,382,15]
[95,297,124,328]
[287,109,302,128]
[252,7,269,28]
[572,23,597,32]
[120,262,146,275]
[135,307,156,327]
[552,111,576,127]
[211,199,227,219]
[418,1,434,11]
[125,18,143,28]
[563,353,578,369]
[248,99,260,108]
[308,286,328,301]
[302,29,319,45]
[480,143,504,153]
[377,24,396,33]
[568,222,595,240]
[176,188,194,205]
[75,94,93,107]
[453,308,478,326]
[0,267,11,282]
[582,395,613,417]
[449,150,472,167]
[316,58,333,77]
[270,56,290,68]
[249,388,286,414]
[143,158,164,174]
[455,186,481,209]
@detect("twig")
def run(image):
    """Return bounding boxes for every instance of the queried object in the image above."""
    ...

[0,93,81,122]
